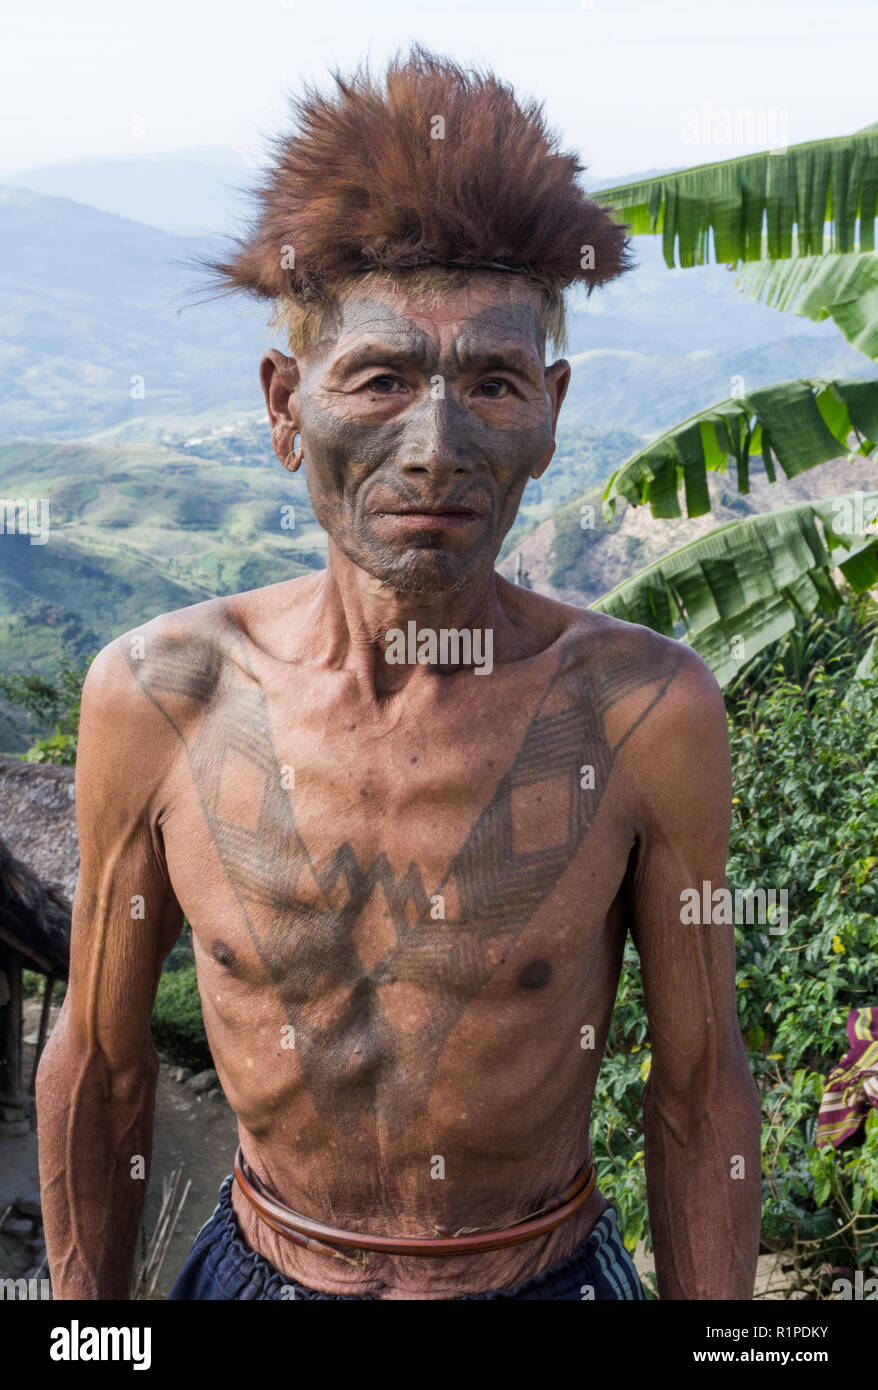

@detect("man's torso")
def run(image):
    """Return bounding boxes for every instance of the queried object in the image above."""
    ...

[126,575,682,1297]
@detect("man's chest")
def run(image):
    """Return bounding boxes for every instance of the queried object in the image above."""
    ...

[149,646,640,1135]
[158,660,634,986]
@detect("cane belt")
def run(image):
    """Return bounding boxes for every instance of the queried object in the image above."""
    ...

[233,1143,597,1257]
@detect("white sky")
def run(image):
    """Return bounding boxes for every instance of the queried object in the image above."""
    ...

[1,0,876,178]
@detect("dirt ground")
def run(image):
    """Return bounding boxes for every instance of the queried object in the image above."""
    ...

[2,997,801,1299]
[1,997,238,1298]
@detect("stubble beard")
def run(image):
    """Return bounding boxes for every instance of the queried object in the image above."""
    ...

[336,525,482,597]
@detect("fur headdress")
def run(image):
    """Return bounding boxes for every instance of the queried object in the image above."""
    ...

[199,44,633,306]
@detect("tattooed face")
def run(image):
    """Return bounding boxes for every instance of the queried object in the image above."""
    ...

[280,279,570,595]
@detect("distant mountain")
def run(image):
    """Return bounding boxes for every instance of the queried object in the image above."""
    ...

[0,186,268,439]
[0,151,679,240]
[583,167,685,193]
[560,337,878,439]
[563,234,859,356]
[3,183,873,448]
[4,147,256,237]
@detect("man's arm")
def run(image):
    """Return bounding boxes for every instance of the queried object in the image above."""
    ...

[36,635,184,1299]
[624,643,761,1300]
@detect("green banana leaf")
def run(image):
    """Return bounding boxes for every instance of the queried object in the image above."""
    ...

[593,128,878,269]
[591,492,878,687]
[853,635,878,681]
[603,377,878,520]
[734,250,878,360]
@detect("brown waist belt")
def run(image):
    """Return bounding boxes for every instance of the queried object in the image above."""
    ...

[233,1143,597,1257]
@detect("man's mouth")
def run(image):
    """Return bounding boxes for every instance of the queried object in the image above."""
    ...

[375,504,485,531]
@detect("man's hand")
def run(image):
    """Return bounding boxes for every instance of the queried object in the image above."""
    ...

[623,641,761,1300]
[36,632,184,1299]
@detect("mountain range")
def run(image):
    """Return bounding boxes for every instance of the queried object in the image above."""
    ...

[1,149,876,750]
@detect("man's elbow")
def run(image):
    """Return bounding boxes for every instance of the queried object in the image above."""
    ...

[644,1048,759,1129]
[36,1015,160,1119]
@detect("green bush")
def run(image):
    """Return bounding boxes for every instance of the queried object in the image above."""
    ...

[162,924,196,973]
[151,964,213,1072]
[0,658,92,765]
[592,648,878,1296]
[22,969,66,1002]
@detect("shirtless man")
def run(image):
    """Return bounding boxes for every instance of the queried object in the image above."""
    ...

[35,47,761,1301]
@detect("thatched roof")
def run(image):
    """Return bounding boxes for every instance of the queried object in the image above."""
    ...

[0,757,76,977]
[0,756,78,902]
[0,834,70,977]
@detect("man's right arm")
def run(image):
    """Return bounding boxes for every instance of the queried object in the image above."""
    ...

[36,634,184,1299]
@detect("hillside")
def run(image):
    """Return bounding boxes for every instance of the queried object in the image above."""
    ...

[0,427,327,748]
[500,454,878,605]
[3,184,875,447]
[5,147,255,238]
[0,186,265,440]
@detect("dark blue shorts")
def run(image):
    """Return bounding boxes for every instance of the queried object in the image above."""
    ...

[167,1175,645,1301]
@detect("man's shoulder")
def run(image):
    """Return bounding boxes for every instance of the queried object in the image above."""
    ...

[536,607,731,828]
[524,596,727,768]
[522,586,718,703]
[85,594,232,709]
[87,574,317,707]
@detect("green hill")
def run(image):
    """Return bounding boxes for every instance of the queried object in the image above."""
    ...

[0,426,327,748]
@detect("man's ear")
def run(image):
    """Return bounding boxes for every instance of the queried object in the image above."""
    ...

[260,349,302,468]
[531,358,571,480]
[545,358,571,430]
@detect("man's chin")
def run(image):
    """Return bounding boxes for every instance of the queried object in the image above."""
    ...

[359,544,477,597]
[375,553,472,597]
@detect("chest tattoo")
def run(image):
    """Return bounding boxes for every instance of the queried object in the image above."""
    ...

[128,633,682,1135]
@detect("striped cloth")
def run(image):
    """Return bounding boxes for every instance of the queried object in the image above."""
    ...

[816,1006,878,1148]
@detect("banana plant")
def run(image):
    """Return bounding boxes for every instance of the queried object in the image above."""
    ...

[594,125,878,271]
[591,491,878,687]
[591,125,878,524]
[734,249,878,361]
[602,377,878,520]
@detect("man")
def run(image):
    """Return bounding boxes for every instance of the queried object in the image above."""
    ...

[36,44,761,1301]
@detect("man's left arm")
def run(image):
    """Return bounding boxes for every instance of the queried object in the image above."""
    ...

[624,644,761,1300]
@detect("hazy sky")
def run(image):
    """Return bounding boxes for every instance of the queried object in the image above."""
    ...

[2,0,876,178]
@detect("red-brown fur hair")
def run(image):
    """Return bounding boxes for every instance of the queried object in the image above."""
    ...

[198,43,633,306]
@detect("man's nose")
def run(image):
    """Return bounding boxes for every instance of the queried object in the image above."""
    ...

[396,394,475,480]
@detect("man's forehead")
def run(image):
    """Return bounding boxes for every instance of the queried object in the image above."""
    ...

[320,285,546,362]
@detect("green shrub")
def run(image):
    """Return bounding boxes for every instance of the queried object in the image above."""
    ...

[592,651,878,1296]
[0,658,92,765]
[22,969,66,1002]
[162,924,196,973]
[151,964,212,1072]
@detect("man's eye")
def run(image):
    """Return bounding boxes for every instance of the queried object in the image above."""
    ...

[366,375,401,393]
[478,379,510,398]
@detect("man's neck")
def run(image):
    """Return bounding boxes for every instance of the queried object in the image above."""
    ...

[302,542,524,700]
